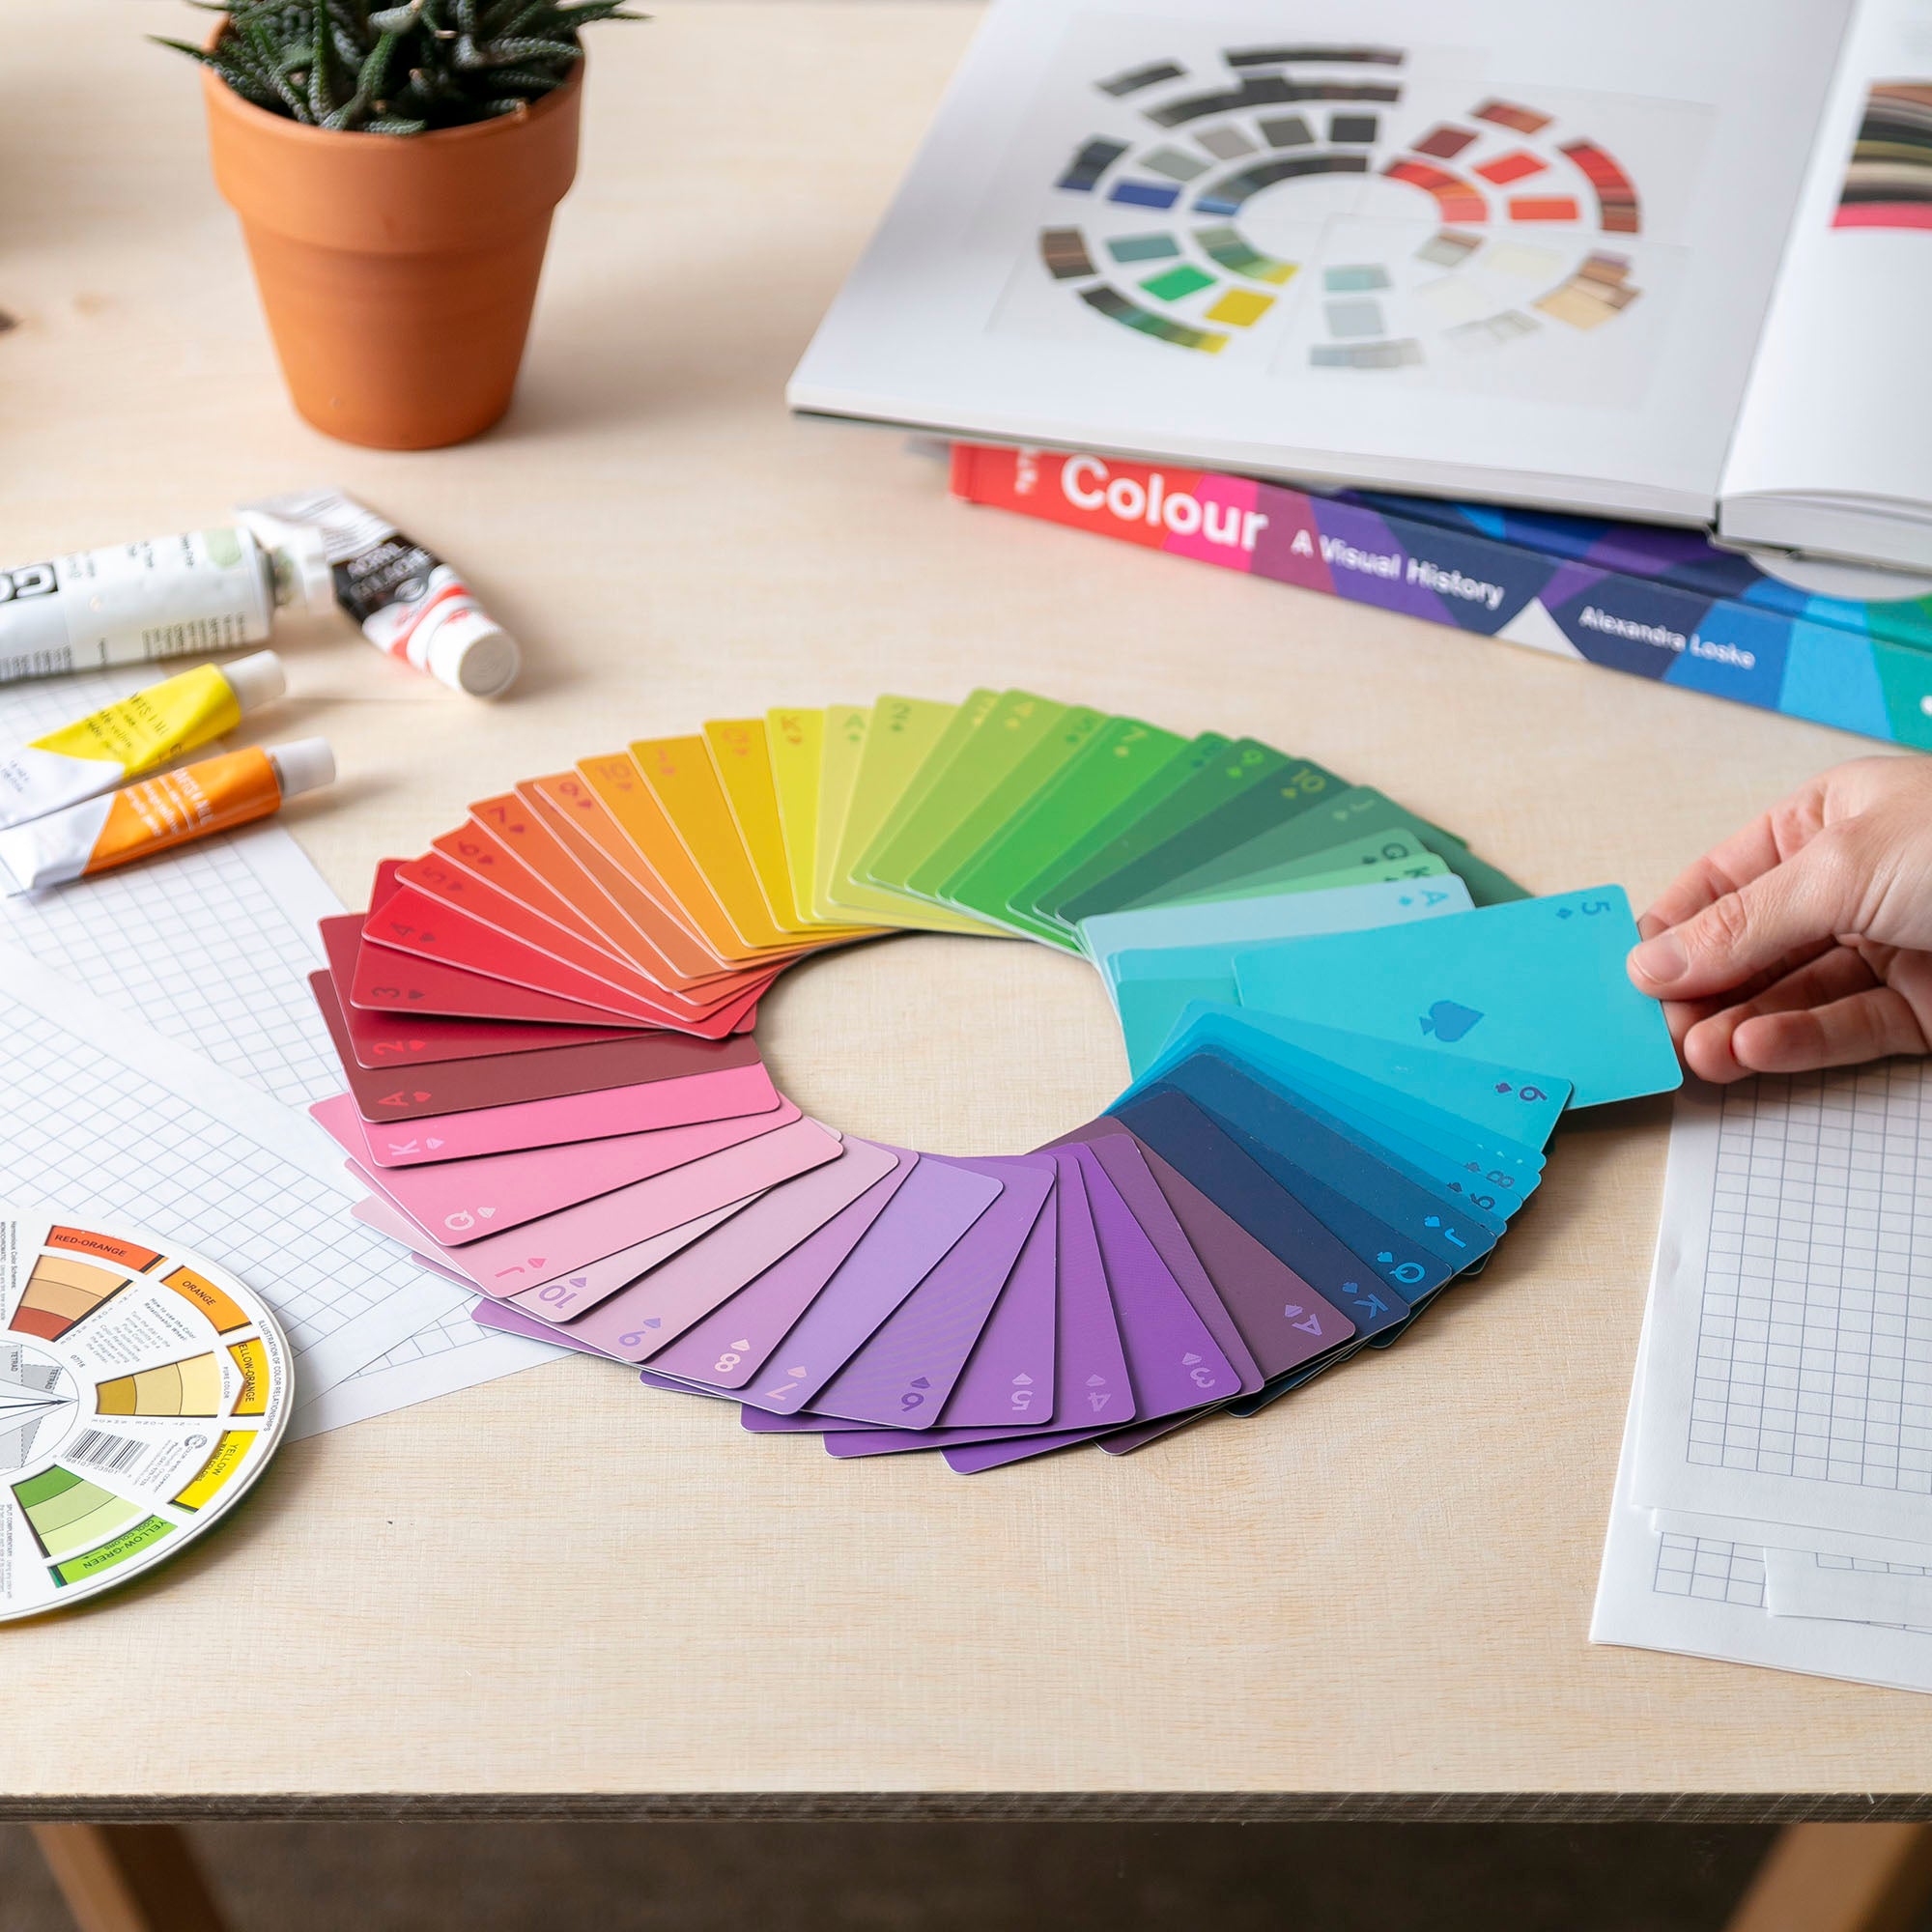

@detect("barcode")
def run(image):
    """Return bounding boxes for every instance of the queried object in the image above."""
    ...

[66,1428,149,1477]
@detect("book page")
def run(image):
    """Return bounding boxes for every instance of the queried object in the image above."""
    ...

[1719,0,1932,559]
[790,0,1853,522]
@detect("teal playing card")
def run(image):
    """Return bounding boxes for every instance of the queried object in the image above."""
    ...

[1079,876,1473,981]
[1232,886,1681,1109]
[1143,1004,1573,1151]
[1120,1006,1549,1218]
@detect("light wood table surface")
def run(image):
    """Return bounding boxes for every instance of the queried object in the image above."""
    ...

[3,0,1927,1822]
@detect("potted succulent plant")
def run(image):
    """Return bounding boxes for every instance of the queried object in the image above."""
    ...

[160,0,637,449]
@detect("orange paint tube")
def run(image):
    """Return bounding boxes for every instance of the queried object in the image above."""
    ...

[0,738,333,892]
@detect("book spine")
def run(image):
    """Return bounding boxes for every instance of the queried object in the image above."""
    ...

[949,443,1932,753]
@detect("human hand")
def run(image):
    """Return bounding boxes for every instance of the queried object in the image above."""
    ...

[1627,755,1932,1081]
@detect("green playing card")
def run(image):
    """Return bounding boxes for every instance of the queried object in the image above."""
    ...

[901,703,1106,907]
[1151,786,1530,908]
[1012,730,1234,947]
[938,717,1189,941]
[858,690,1068,900]
[1054,752,1348,926]
[828,693,1009,934]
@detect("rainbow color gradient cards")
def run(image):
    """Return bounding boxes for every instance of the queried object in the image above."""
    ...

[301,695,1676,1475]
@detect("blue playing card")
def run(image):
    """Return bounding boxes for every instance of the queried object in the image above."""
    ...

[1110,1088,1412,1348]
[1232,885,1681,1109]
[1153,1054,1499,1287]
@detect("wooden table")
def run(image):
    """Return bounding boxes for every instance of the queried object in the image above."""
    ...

[8,10,1932,1911]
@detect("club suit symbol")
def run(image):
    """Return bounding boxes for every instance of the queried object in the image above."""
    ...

[1420,999,1485,1042]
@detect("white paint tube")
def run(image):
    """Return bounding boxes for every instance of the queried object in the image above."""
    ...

[0,526,332,683]
[239,488,521,697]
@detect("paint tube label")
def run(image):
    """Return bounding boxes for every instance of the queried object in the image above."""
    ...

[0,663,245,830]
[0,530,273,681]
[354,561,482,671]
[0,748,283,893]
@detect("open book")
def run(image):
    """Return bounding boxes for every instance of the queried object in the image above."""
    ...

[789,0,1932,575]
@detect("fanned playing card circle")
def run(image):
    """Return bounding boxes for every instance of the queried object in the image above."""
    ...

[0,1205,292,1622]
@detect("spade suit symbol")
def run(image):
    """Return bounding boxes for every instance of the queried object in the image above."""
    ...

[1420,999,1484,1042]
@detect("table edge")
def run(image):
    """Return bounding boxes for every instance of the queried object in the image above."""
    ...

[5,1793,1931,1824]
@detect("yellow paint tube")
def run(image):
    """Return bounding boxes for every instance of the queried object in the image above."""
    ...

[0,651,287,831]
[0,739,334,894]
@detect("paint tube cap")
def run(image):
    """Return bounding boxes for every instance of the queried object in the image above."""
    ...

[266,737,335,802]
[282,522,336,615]
[221,650,288,716]
[425,607,521,698]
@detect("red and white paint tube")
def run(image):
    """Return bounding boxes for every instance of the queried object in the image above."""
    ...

[239,488,520,698]
[0,739,335,893]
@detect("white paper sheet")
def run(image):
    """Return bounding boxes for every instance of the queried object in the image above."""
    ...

[0,942,442,1401]
[0,665,567,1427]
[1595,1062,1932,1694]
[0,668,342,1108]
[1634,1065,1932,1547]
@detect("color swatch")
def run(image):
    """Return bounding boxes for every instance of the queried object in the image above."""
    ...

[0,1209,292,1619]
[1028,42,1647,373]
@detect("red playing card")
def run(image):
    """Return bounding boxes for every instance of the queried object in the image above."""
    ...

[313,970,769,1121]
[356,887,776,1037]
[319,915,634,1066]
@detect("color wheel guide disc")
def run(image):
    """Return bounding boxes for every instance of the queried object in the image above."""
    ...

[0,1206,291,1621]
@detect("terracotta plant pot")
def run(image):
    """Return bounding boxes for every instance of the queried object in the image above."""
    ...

[201,58,582,449]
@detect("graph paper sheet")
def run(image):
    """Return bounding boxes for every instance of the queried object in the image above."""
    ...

[1594,1064,1932,1695]
[0,663,566,1429]
[0,940,445,1402]
[0,668,342,1110]
[1634,1066,1932,1547]
[291,1301,562,1439]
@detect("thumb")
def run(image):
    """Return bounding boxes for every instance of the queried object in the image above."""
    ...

[1628,827,1866,1002]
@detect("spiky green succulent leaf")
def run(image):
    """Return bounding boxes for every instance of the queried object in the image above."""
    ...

[157,0,637,131]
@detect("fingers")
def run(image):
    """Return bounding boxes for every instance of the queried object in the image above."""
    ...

[1678,946,1878,1082]
[1732,988,1930,1074]
[1640,827,1785,941]
[1629,824,1867,1004]
[1637,772,1834,937]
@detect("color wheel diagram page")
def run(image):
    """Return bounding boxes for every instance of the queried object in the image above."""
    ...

[789,0,1853,522]
[1719,0,1932,572]
[0,941,534,1435]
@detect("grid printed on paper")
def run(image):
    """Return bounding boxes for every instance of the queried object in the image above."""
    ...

[1688,1065,1932,1492]
[0,669,339,1108]
[0,990,438,1365]
[1652,1532,1767,1608]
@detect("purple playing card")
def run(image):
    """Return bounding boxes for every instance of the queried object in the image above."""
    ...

[735,1154,1004,1414]
[824,1148,1129,1460]
[1073,1118,1354,1380]
[814,1171,1064,1449]
[640,1146,917,1386]
[1083,1131,1262,1396]
[808,1154,1055,1429]
[942,1145,1236,1474]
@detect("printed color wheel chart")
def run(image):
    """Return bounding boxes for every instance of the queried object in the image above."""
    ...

[1038,42,1646,368]
[0,1207,292,1620]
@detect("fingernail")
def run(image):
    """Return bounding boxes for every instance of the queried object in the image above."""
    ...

[1632,931,1687,984]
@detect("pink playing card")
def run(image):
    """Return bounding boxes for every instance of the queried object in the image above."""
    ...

[314,1093,798,1241]
[329,1061,781,1167]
